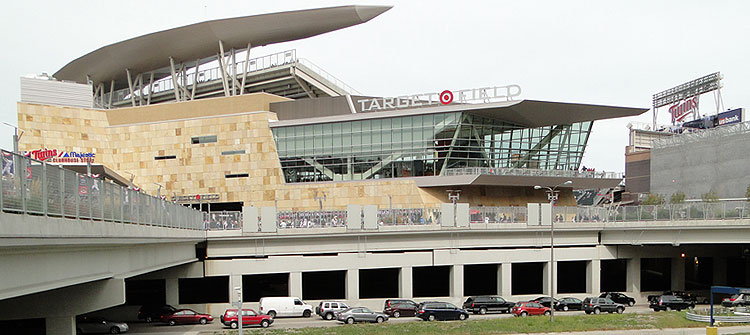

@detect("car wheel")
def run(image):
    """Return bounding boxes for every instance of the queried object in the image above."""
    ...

[268,311,276,319]
[303,310,312,318]
[428,314,436,321]
[666,306,672,312]
[168,320,176,326]
[521,311,528,317]
[109,327,120,334]
[459,313,467,320]
[145,316,153,323]
[479,307,487,315]
[326,312,335,320]
[199,318,207,325]
[563,305,569,311]
[617,307,624,314]
[376,316,384,323]
[594,308,601,315]
[346,317,355,325]
[544,310,551,316]
[393,311,401,318]
[628,301,634,307]
[230,321,238,329]
[261,319,270,328]
[689,304,695,310]
[585,311,591,314]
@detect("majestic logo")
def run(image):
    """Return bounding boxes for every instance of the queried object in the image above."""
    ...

[668,96,699,123]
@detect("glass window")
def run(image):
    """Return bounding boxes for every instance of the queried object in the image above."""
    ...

[191,135,217,144]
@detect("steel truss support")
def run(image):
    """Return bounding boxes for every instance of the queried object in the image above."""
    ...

[125,69,136,107]
[240,43,251,95]
[217,41,231,97]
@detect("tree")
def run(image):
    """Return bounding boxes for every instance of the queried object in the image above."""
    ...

[669,192,686,204]
[642,193,665,205]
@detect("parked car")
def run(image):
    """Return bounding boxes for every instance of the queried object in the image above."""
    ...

[316,301,350,320]
[220,309,273,329]
[648,291,697,304]
[722,293,750,307]
[555,297,583,311]
[76,316,129,334]
[137,304,176,323]
[599,292,636,306]
[161,309,213,326]
[259,297,314,318]
[583,297,625,314]
[649,295,695,311]
[336,307,389,324]
[462,295,514,314]
[416,302,469,321]
[511,301,551,317]
[533,296,560,309]
[384,299,417,310]
[383,300,419,318]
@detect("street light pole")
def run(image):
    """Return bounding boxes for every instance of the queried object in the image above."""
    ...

[1,122,23,154]
[534,180,572,323]
[446,190,461,226]
[234,286,243,335]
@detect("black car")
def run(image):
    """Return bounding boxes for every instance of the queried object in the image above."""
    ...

[384,299,417,311]
[599,292,636,307]
[555,297,583,311]
[462,295,514,314]
[416,302,469,321]
[138,304,177,323]
[648,291,697,304]
[583,297,625,315]
[533,296,560,309]
[649,295,694,311]
[383,301,419,318]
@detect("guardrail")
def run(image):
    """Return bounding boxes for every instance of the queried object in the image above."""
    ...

[1,150,203,230]
[686,308,750,323]
[445,167,624,179]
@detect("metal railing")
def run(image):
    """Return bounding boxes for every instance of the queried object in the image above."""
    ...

[445,167,624,179]
[204,211,242,230]
[653,121,750,149]
[377,208,440,226]
[108,50,361,105]
[0,150,203,229]
[277,210,347,229]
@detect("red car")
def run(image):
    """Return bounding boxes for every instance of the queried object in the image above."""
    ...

[220,309,273,329]
[511,301,551,317]
[161,309,214,326]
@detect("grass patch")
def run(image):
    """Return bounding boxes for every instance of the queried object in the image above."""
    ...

[204,311,748,335]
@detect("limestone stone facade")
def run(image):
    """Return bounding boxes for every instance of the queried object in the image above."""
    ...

[17,93,562,210]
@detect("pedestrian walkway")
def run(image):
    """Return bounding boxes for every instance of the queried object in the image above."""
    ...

[523,325,750,335]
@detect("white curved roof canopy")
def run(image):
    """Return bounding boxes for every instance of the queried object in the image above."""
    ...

[54,5,391,88]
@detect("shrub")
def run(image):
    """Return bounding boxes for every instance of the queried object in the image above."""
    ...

[642,193,665,205]
[701,191,719,203]
[670,192,686,204]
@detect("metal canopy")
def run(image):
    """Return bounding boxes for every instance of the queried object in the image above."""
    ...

[270,99,649,129]
[54,5,391,89]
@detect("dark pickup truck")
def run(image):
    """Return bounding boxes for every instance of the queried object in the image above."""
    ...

[647,291,697,304]
[649,295,694,311]
[462,296,515,314]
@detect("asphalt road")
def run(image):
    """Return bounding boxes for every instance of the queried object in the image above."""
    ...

[125,305,655,334]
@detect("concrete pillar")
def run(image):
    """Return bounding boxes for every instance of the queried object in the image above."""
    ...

[626,257,641,294]
[450,264,464,298]
[165,278,179,306]
[671,257,686,291]
[713,257,727,286]
[499,263,511,297]
[230,274,243,303]
[399,266,413,298]
[346,269,359,301]
[542,261,557,296]
[587,259,601,294]
[290,272,303,298]
[47,316,76,335]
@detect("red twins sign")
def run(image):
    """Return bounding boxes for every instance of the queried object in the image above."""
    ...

[669,96,698,123]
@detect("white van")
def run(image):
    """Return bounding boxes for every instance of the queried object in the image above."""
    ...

[259,297,314,318]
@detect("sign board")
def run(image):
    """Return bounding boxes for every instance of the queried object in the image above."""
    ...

[357,85,522,112]
[23,148,95,164]
[716,108,743,126]
[653,72,721,108]
[171,193,220,203]
[668,96,699,123]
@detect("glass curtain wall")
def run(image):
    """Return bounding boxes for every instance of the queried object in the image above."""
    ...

[272,112,592,183]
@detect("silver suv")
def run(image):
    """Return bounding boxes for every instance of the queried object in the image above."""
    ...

[316,301,350,320]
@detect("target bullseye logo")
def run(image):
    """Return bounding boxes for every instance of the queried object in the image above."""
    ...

[439,90,453,104]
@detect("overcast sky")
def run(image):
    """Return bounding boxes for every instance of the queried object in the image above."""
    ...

[1,0,748,172]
